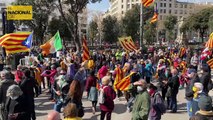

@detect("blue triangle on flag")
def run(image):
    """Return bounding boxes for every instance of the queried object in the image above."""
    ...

[22,32,33,48]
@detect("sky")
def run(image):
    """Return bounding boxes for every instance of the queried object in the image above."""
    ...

[2,0,213,12]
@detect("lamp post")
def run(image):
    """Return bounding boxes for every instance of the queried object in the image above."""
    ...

[139,3,144,48]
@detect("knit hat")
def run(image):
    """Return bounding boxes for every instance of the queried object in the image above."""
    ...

[198,95,212,111]
[6,85,23,97]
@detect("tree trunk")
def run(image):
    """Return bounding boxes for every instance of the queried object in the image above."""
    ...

[73,13,81,53]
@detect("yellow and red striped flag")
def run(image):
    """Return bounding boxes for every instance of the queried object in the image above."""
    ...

[0,32,31,54]
[142,0,155,7]
[150,3,158,23]
[179,47,186,58]
[207,58,213,69]
[82,36,90,62]
[115,72,135,91]
[206,32,213,48]
[119,36,137,52]
[113,66,124,91]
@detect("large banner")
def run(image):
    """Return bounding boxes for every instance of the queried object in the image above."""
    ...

[7,6,32,20]
[118,36,137,52]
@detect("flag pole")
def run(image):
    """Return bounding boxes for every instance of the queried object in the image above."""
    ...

[140,3,144,49]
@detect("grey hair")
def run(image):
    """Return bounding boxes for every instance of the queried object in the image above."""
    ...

[1,70,11,80]
[6,85,23,97]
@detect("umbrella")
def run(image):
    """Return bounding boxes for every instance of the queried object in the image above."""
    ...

[205,32,213,48]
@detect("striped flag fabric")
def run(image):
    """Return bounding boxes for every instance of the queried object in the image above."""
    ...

[82,36,90,62]
[201,47,212,60]
[119,36,137,52]
[179,47,186,58]
[113,66,124,91]
[206,32,213,48]
[115,72,135,91]
[0,32,31,54]
[150,3,158,23]
[207,58,213,69]
[142,0,155,7]
[40,31,63,55]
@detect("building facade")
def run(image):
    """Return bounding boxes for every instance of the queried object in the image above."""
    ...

[105,0,212,28]
[0,3,6,36]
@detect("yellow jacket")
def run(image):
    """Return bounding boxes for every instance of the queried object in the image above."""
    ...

[64,117,82,120]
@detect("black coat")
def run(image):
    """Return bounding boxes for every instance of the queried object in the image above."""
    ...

[0,80,16,105]
[5,95,31,120]
[200,72,211,94]
[168,75,180,95]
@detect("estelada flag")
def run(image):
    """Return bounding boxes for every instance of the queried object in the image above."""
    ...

[119,36,137,52]
[150,3,158,23]
[115,72,135,91]
[82,36,90,62]
[206,32,213,48]
[113,66,124,91]
[207,58,213,69]
[179,47,186,58]
[142,0,155,7]
[0,32,31,54]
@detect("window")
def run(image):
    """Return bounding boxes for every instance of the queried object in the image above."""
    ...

[132,0,134,2]
[184,4,187,8]
[164,3,166,7]
[169,4,172,7]
[127,0,130,2]
[160,3,163,7]
[160,15,163,20]
[160,9,163,13]
[175,10,177,14]
[185,10,187,14]
[127,4,130,9]
[122,0,123,3]
[180,4,183,8]
[175,4,178,8]
[122,11,124,14]
[122,5,123,8]
[164,9,166,13]
[180,10,183,14]
[169,9,172,14]
[169,0,172,1]
[190,5,192,9]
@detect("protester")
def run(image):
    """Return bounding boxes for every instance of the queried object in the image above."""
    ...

[131,79,150,120]
[14,65,24,84]
[190,95,213,120]
[5,85,30,120]
[53,69,69,112]
[148,84,166,120]
[86,70,98,114]
[199,64,212,94]
[47,110,61,120]
[99,76,116,120]
[0,70,16,120]
[63,103,82,120]
[64,80,84,118]
[20,69,37,120]
[164,68,180,113]
[185,69,200,117]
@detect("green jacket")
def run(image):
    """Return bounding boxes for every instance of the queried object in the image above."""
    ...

[132,89,150,120]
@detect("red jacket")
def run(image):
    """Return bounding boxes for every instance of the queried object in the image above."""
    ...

[100,85,116,112]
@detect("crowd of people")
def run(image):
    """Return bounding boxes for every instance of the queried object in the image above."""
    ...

[0,46,213,120]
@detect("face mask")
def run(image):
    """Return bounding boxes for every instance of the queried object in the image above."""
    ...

[10,96,18,100]
[137,86,143,92]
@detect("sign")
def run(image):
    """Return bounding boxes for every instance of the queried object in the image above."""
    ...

[7,6,32,20]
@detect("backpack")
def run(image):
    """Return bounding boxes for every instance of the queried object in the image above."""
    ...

[98,86,107,104]
[153,92,166,114]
